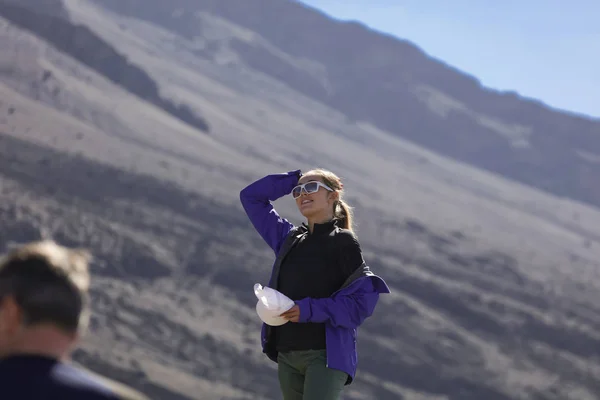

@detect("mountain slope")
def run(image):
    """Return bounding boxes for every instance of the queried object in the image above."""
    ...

[0,1,600,400]
[90,0,600,210]
[0,0,210,133]
[0,0,68,18]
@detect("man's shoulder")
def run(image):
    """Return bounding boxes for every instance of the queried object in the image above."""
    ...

[0,356,147,400]
[30,359,149,400]
[67,363,150,400]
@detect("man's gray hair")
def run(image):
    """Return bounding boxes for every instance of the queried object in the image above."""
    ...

[0,240,92,334]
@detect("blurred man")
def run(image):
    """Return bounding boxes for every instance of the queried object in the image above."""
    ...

[0,240,149,399]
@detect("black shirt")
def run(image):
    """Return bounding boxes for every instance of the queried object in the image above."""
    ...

[0,354,134,399]
[275,219,365,352]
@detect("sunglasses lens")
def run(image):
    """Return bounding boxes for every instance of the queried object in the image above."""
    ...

[292,186,302,198]
[305,182,319,193]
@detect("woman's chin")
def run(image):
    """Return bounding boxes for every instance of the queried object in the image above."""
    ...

[298,207,314,218]
[299,210,311,219]
[299,208,323,219]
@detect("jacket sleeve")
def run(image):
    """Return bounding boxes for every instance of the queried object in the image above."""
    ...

[295,278,380,329]
[240,170,301,254]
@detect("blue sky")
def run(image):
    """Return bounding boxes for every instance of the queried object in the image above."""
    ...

[299,0,599,119]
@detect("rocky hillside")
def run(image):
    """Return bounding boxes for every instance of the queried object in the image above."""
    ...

[1,1,600,399]
[92,0,600,209]
[0,0,209,133]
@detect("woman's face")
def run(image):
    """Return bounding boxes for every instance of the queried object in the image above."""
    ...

[293,174,337,220]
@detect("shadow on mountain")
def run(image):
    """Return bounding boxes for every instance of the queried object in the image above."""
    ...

[0,0,68,19]
[0,1,210,133]
[0,131,247,279]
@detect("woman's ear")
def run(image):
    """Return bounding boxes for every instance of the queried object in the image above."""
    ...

[329,191,340,202]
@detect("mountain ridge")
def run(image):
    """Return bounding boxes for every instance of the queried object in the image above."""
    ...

[90,0,600,210]
[298,1,599,122]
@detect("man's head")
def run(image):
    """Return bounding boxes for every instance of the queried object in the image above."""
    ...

[0,240,91,358]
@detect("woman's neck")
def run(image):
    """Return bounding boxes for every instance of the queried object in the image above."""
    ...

[307,214,334,233]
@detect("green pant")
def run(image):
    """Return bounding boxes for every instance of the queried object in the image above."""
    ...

[277,349,348,400]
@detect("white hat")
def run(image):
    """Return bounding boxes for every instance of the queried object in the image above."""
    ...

[254,283,295,326]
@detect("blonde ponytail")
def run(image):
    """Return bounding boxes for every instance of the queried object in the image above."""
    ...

[335,199,354,232]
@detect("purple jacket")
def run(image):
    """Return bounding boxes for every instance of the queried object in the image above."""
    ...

[240,170,390,384]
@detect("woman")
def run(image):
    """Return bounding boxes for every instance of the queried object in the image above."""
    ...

[240,168,390,400]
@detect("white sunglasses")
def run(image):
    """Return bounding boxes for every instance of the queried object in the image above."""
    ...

[292,181,334,199]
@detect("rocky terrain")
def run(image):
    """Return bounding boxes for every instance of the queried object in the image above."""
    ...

[0,1,599,399]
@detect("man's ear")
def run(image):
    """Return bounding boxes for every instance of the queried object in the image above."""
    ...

[1,296,22,334]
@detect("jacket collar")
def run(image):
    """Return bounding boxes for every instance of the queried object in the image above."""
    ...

[301,219,339,235]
